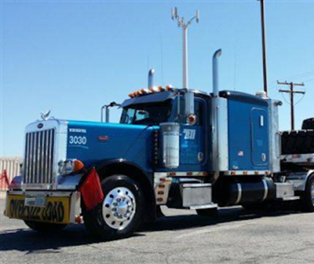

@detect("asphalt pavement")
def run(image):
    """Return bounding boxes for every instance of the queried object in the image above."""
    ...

[1,197,314,264]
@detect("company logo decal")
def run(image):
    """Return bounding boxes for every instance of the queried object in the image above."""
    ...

[183,129,196,140]
[69,128,86,133]
[98,136,109,141]
[69,136,87,145]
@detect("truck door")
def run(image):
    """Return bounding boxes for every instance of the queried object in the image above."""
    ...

[180,98,207,166]
[251,108,268,166]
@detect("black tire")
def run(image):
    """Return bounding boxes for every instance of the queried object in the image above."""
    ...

[299,174,314,212]
[83,175,144,241]
[302,118,314,130]
[196,208,218,218]
[24,220,67,233]
[281,130,314,155]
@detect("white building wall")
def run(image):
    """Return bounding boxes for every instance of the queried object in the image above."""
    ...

[0,157,22,189]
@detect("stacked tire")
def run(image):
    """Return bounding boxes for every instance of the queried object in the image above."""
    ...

[302,118,314,130]
[281,130,314,155]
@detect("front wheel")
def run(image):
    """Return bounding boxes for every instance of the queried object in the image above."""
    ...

[83,175,144,241]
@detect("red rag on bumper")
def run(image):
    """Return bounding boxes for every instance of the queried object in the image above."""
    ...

[80,168,104,211]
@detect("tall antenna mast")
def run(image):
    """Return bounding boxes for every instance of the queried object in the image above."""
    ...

[171,7,199,116]
[258,0,268,94]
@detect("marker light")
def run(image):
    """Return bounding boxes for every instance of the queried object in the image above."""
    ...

[187,114,197,125]
[128,85,169,98]
[166,85,173,91]
[58,159,84,176]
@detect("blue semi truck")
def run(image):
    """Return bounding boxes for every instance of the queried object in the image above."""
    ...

[4,50,314,241]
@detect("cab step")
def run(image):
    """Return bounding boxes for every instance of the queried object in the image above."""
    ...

[189,203,218,210]
[282,196,300,201]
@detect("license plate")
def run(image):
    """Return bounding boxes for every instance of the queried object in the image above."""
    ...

[6,194,70,224]
[25,195,47,207]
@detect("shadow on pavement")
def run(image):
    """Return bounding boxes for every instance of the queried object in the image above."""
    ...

[140,206,302,232]
[0,206,304,253]
[0,225,103,253]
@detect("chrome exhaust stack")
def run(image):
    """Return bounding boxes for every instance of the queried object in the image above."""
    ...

[148,68,155,88]
[211,49,227,182]
[213,49,222,97]
[185,92,194,116]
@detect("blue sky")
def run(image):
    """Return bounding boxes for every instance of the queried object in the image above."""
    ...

[1,0,314,157]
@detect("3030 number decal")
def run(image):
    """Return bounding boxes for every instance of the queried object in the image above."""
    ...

[69,136,87,145]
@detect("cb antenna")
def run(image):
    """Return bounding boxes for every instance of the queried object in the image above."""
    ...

[171,7,199,89]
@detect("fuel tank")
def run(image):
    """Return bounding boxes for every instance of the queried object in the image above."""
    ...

[215,177,276,206]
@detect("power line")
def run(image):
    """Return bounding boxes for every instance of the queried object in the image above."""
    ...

[269,71,314,90]
[303,77,314,83]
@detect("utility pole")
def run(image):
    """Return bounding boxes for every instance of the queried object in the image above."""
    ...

[171,7,199,116]
[278,81,305,130]
[258,0,268,94]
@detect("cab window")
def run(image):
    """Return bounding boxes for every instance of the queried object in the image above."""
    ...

[120,100,172,125]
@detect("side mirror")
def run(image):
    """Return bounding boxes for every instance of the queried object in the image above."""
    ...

[101,102,121,123]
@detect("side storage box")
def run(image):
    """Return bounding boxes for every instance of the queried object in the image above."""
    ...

[181,183,213,208]
[275,183,294,199]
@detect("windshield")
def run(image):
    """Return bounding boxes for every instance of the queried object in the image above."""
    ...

[120,100,172,125]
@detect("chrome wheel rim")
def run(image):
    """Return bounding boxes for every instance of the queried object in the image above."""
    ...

[311,181,314,206]
[102,187,136,230]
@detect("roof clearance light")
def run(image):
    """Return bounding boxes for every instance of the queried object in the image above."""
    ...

[166,85,173,91]
[152,87,161,92]
[129,85,169,98]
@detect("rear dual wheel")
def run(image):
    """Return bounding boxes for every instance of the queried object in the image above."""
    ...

[83,175,144,241]
[300,173,314,212]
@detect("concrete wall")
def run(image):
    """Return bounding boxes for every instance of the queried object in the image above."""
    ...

[0,157,22,190]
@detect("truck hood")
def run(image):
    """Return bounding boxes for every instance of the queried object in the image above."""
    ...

[66,120,157,171]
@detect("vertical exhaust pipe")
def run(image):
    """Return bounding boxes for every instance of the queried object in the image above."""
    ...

[148,68,155,88]
[213,49,222,97]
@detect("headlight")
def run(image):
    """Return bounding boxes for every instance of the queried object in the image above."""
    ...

[58,159,84,176]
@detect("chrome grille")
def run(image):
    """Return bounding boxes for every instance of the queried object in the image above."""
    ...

[24,129,55,184]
